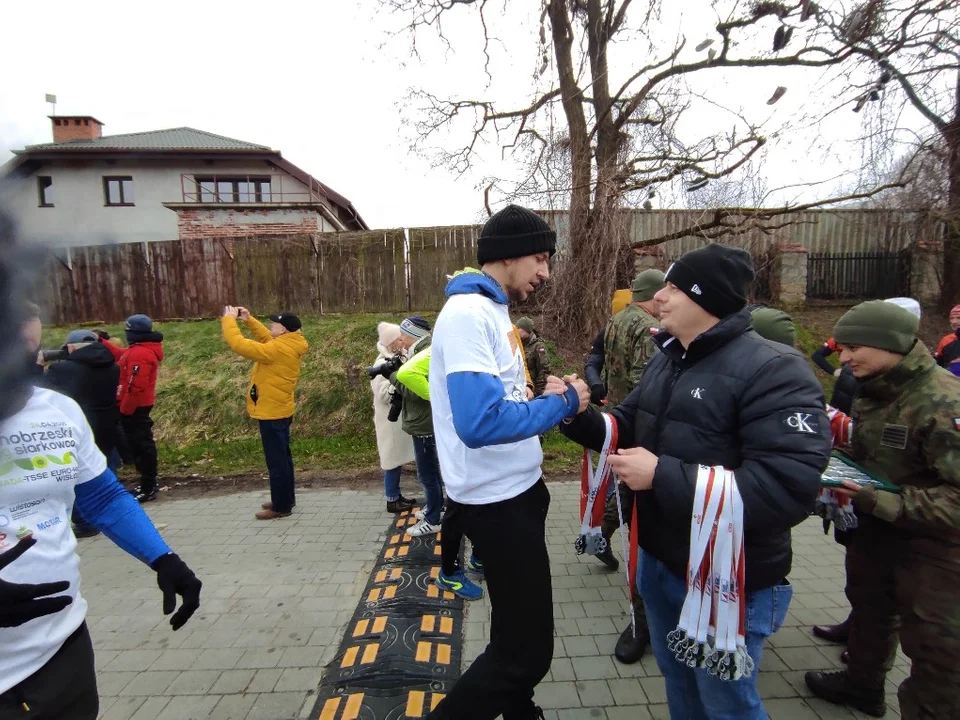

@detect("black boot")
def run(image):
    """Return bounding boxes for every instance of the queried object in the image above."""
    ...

[594,533,619,571]
[596,546,619,571]
[614,617,649,664]
[804,670,886,717]
[387,495,417,513]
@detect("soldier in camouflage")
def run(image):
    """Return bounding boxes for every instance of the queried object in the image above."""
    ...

[595,269,665,664]
[602,270,665,408]
[805,300,960,719]
[515,317,552,397]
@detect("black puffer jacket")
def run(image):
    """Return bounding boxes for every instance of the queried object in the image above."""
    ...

[562,309,831,591]
[44,342,120,454]
[583,330,606,402]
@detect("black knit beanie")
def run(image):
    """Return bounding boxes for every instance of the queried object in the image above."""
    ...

[477,205,556,266]
[663,244,755,318]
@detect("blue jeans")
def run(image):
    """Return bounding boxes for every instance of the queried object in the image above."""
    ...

[384,466,402,502]
[412,435,444,525]
[259,418,295,514]
[638,552,792,719]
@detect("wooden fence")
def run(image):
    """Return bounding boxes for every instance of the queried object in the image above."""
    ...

[33,208,941,324]
[36,226,481,324]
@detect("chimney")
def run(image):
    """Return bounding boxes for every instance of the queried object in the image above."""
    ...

[50,116,104,143]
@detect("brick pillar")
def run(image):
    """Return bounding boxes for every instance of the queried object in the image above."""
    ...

[633,245,665,274]
[773,243,808,307]
[909,240,943,305]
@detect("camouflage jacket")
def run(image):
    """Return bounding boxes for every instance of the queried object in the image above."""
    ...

[848,341,960,546]
[603,303,658,407]
[523,334,552,396]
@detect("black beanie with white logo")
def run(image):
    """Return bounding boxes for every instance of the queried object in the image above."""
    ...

[664,244,755,319]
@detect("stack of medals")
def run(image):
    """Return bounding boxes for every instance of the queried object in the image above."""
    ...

[816,454,901,531]
[816,456,864,531]
[666,465,754,682]
[575,413,617,557]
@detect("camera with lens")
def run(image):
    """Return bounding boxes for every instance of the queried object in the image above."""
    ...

[40,346,69,363]
[387,388,404,423]
[365,354,403,380]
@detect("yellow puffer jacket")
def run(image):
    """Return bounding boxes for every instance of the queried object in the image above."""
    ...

[221,316,309,420]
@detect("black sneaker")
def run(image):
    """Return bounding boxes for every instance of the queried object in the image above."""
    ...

[73,525,101,539]
[805,670,886,717]
[136,487,158,503]
[614,619,649,664]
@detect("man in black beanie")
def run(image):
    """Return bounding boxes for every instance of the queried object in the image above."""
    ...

[561,243,830,718]
[427,205,590,720]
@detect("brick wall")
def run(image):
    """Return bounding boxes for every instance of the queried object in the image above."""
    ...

[176,208,321,240]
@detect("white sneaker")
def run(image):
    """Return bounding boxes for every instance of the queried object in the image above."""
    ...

[414,509,426,520]
[406,519,441,537]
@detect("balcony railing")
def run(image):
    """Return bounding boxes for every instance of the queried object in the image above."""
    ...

[179,173,323,204]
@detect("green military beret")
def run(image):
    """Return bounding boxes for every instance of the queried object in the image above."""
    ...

[631,269,666,302]
[750,307,796,348]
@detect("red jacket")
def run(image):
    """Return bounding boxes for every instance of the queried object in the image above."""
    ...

[103,340,164,415]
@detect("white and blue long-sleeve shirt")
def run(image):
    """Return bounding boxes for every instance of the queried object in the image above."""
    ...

[429,270,579,504]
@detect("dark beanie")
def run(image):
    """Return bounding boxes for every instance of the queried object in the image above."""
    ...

[477,205,556,266]
[631,269,665,302]
[663,244,754,318]
[833,300,918,354]
[750,307,796,347]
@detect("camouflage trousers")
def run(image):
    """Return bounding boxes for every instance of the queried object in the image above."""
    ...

[846,518,960,720]
[601,483,647,628]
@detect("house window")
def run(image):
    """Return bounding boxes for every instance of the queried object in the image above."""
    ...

[37,176,54,207]
[103,176,134,206]
[194,177,272,203]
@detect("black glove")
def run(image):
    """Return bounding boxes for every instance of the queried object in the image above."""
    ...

[151,553,202,630]
[590,383,607,405]
[0,537,72,628]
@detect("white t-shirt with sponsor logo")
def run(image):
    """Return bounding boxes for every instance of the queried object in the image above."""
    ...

[0,387,107,693]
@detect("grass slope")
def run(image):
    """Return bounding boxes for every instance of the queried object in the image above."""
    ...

[42,304,916,478]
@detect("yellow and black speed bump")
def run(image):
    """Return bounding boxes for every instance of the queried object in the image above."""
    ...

[310,509,465,719]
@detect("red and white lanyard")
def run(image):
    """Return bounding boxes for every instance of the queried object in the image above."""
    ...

[576,413,617,557]
[667,466,753,681]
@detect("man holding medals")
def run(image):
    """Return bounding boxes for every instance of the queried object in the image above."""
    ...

[805,300,960,719]
[562,244,830,719]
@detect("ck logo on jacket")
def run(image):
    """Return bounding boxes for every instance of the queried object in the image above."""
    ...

[783,412,820,434]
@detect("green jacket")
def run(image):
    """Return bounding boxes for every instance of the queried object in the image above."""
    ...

[523,333,552,396]
[849,341,960,547]
[392,335,433,437]
[603,303,658,407]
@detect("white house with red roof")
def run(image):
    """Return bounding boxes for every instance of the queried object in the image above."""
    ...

[1,115,368,246]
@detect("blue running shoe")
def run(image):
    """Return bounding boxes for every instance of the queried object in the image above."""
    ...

[436,570,483,600]
[465,555,484,577]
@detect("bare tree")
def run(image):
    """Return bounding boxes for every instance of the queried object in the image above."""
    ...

[818,0,959,307]
[385,0,949,332]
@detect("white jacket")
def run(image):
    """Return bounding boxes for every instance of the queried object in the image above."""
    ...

[371,342,415,470]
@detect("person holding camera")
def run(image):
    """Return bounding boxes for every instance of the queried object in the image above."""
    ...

[221,306,308,520]
[389,316,443,537]
[370,322,417,513]
[44,330,120,538]
[101,314,164,503]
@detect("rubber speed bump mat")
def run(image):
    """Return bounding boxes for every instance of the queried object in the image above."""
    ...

[310,509,465,719]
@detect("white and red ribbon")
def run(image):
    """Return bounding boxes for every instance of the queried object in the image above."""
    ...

[667,466,754,681]
[576,413,618,557]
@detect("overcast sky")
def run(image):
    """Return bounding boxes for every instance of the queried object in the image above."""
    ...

[0,0,929,229]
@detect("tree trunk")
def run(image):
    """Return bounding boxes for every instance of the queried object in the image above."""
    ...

[942,76,960,310]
